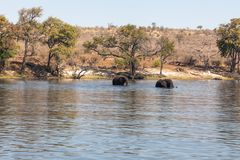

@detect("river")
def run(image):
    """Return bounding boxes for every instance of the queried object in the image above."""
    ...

[0,80,240,160]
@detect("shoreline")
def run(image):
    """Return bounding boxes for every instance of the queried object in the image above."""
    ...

[0,70,236,81]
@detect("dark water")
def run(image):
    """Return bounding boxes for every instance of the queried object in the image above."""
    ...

[0,80,240,160]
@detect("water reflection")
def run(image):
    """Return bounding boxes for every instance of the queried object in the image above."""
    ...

[0,80,81,160]
[0,87,9,116]
[217,81,240,153]
[217,80,240,121]
[217,80,240,124]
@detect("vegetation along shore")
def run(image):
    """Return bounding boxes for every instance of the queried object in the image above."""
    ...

[1,7,240,81]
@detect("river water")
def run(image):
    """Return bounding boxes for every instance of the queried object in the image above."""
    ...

[0,80,240,160]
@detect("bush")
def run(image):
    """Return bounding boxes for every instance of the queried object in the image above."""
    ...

[114,58,128,69]
[67,58,77,66]
[211,60,221,67]
[152,60,160,68]
[79,56,86,65]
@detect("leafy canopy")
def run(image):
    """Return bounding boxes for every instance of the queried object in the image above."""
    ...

[156,36,175,61]
[17,7,43,42]
[0,15,17,61]
[42,17,78,64]
[43,17,78,49]
[83,24,148,79]
[216,18,240,72]
[217,18,240,58]
[83,24,147,59]
[16,7,43,72]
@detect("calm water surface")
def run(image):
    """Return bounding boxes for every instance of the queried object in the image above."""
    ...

[0,79,240,160]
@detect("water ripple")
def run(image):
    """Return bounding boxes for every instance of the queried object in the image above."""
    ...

[0,80,240,160]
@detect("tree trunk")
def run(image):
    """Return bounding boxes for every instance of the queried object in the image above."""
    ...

[47,52,52,68]
[21,40,28,73]
[47,51,53,73]
[130,59,136,80]
[159,56,164,76]
[57,64,60,78]
[160,59,163,76]
[238,54,240,73]
[230,62,236,72]
[230,55,237,73]
[229,52,240,73]
[0,60,5,73]
[237,62,240,74]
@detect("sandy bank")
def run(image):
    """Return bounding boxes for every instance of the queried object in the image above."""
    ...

[0,66,238,80]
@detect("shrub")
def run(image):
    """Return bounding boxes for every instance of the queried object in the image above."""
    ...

[79,56,87,65]
[152,60,160,68]
[211,60,221,67]
[114,58,128,69]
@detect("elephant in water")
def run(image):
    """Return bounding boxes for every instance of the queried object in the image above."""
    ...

[155,79,174,89]
[112,76,128,86]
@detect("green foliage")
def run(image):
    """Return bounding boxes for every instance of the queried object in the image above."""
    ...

[152,36,175,75]
[0,16,17,70]
[17,7,43,41]
[42,17,64,48]
[152,60,160,68]
[51,46,72,61]
[216,18,240,72]
[0,49,16,60]
[151,22,157,29]
[157,37,175,58]
[197,25,203,29]
[83,24,148,79]
[114,58,128,69]
[16,7,43,72]
[43,17,79,68]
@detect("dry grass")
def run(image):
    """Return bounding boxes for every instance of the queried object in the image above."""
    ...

[3,26,234,80]
[76,27,222,70]
[10,27,222,69]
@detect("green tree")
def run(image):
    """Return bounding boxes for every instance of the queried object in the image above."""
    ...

[197,25,203,30]
[16,7,43,73]
[83,24,148,80]
[152,37,175,75]
[216,18,240,72]
[42,17,78,69]
[151,22,157,29]
[42,17,78,75]
[0,15,17,71]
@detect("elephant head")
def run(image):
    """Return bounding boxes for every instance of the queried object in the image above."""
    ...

[112,76,128,86]
[155,79,174,89]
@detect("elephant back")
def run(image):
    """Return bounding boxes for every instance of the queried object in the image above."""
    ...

[155,79,174,89]
[112,76,128,86]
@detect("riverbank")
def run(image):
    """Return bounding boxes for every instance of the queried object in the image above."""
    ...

[61,65,236,80]
[143,67,233,80]
[1,64,238,81]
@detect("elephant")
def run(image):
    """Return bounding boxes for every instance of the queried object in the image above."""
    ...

[112,76,128,86]
[155,79,174,89]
